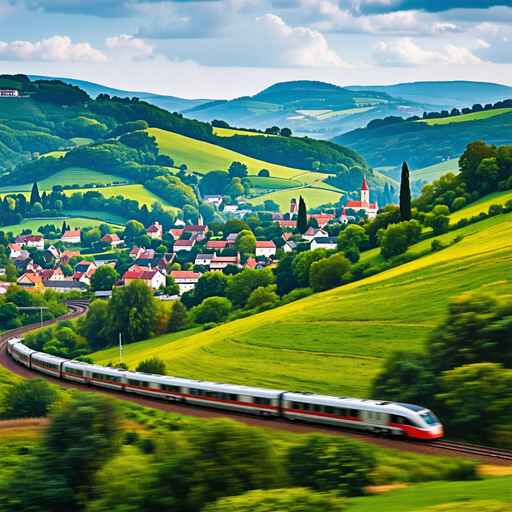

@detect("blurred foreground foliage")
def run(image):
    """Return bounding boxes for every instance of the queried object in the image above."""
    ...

[373,293,512,447]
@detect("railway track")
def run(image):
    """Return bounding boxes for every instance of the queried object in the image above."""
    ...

[1,299,511,465]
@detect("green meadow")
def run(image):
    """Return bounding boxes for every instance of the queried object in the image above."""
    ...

[212,127,271,137]
[3,217,122,236]
[147,128,312,180]
[250,176,302,190]
[410,159,460,183]
[418,107,512,126]
[449,189,512,223]
[92,211,512,398]
[250,186,342,210]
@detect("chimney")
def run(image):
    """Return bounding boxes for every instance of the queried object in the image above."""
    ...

[148,263,151,270]
[198,214,203,226]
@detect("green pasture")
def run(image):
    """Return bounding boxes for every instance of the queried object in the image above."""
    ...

[347,477,512,512]
[148,128,311,180]
[250,187,343,210]
[61,210,128,225]
[212,128,271,137]
[250,176,301,190]
[2,217,122,236]
[91,209,512,398]
[69,137,93,145]
[316,107,375,120]
[418,108,512,126]
[291,172,333,185]
[0,168,127,194]
[309,181,344,192]
[40,150,68,159]
[410,159,460,183]
[450,189,512,223]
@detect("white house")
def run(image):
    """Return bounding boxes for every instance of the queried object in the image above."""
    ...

[203,195,222,206]
[147,222,163,239]
[344,177,379,220]
[101,233,123,247]
[224,205,238,213]
[170,270,201,295]
[61,230,81,244]
[283,240,298,253]
[340,206,356,225]
[169,229,184,240]
[129,247,146,259]
[26,235,44,250]
[174,239,195,252]
[0,90,19,97]
[302,227,328,242]
[140,270,166,290]
[311,237,338,250]
[8,243,22,258]
[195,254,214,267]
[255,241,276,257]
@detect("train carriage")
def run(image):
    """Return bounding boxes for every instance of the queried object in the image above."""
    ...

[8,339,36,368]
[84,366,128,390]
[31,352,67,377]
[61,360,96,383]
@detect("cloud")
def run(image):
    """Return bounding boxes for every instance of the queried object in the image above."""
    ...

[372,37,485,66]
[471,22,512,63]
[105,35,155,60]
[355,1,512,15]
[0,35,112,62]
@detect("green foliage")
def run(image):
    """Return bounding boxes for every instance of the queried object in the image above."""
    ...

[273,251,298,296]
[424,205,450,235]
[145,174,198,208]
[90,265,119,292]
[1,378,59,419]
[309,253,352,292]
[83,299,109,351]
[292,248,329,287]
[297,195,307,234]
[202,488,345,512]
[222,218,250,235]
[225,267,275,309]
[246,284,279,310]
[135,356,167,375]
[191,296,232,324]
[228,161,248,179]
[288,435,376,497]
[376,219,422,258]
[337,225,369,253]
[400,161,411,221]
[235,229,257,255]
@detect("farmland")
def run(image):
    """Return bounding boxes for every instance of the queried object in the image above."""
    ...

[410,159,460,182]
[213,127,270,137]
[91,209,512,398]
[250,176,301,190]
[449,189,512,223]
[148,128,313,180]
[419,107,512,126]
[4,217,122,236]
[250,186,343,210]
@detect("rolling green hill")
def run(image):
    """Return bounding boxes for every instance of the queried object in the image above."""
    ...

[250,186,343,210]
[5,217,122,236]
[419,108,512,126]
[91,209,512,398]
[410,159,460,183]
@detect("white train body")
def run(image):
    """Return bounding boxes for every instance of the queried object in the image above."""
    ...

[5,337,443,440]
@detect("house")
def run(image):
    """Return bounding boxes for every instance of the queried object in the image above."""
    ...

[206,240,229,251]
[340,206,356,225]
[203,195,222,206]
[173,239,195,252]
[307,212,336,228]
[101,233,123,247]
[303,227,328,242]
[224,205,238,213]
[290,199,298,214]
[282,232,294,241]
[41,267,65,281]
[175,219,186,226]
[139,269,166,290]
[59,251,81,266]
[8,243,22,258]
[195,254,214,267]
[170,270,202,295]
[17,273,44,290]
[72,272,91,284]
[14,257,33,272]
[345,177,379,220]
[283,240,298,253]
[272,213,285,221]
[311,237,338,250]
[25,235,44,250]
[122,271,143,286]
[61,230,81,244]
[226,233,238,244]
[74,260,97,274]
[129,247,146,259]
[44,245,61,263]
[244,257,258,269]
[277,220,297,228]
[183,225,209,239]
[42,280,85,293]
[255,241,276,257]
[147,222,163,239]
[209,252,241,271]
[135,254,170,273]
[169,229,184,240]
[0,90,19,97]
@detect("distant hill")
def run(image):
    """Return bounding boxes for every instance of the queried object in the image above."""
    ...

[28,75,210,113]
[346,81,512,109]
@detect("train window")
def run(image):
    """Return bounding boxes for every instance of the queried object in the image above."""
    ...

[229,394,238,401]
[291,402,301,410]
[376,413,381,420]
[302,403,310,411]
[128,379,140,386]
[338,408,346,416]
[161,384,181,393]
[254,397,271,406]
[325,406,334,415]
[351,409,359,418]
[420,412,438,425]
[313,404,322,413]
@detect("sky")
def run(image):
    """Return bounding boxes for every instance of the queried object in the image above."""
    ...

[0,0,511,99]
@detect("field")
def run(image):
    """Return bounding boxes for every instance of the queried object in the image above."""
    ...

[3,217,122,236]
[61,210,128,225]
[40,150,68,159]
[91,209,512,398]
[316,107,375,120]
[250,186,343,210]
[449,189,512,223]
[410,159,460,183]
[69,137,93,145]
[418,107,512,126]
[0,168,127,194]
[148,128,312,180]
[250,176,301,190]
[212,128,271,137]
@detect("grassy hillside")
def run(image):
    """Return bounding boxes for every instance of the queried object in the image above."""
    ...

[419,108,512,126]
[249,176,301,190]
[148,127,313,180]
[410,159,460,183]
[213,127,271,137]
[91,211,512,398]
[250,186,343,210]
[4,217,122,236]
[450,189,512,223]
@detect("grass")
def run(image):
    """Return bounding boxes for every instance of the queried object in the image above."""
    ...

[316,107,375,120]
[148,128,312,180]
[410,159,460,183]
[0,167,128,193]
[250,187,342,210]
[69,137,93,145]
[250,176,302,190]
[40,150,68,159]
[2,217,122,236]
[450,189,512,223]
[418,108,512,126]
[61,210,128,225]
[90,209,512,398]
[212,128,271,137]
[346,477,512,512]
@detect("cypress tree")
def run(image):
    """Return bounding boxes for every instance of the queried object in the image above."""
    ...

[30,182,41,206]
[399,161,411,221]
[383,182,391,206]
[297,196,308,235]
[61,220,68,234]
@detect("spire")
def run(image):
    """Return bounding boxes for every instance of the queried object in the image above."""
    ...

[361,176,369,191]
[342,206,346,216]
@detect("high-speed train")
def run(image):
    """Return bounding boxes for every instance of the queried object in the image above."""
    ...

[7,337,443,440]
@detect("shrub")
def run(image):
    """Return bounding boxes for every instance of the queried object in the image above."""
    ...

[488,204,503,216]
[124,432,140,445]
[431,239,444,251]
[280,287,313,305]
[136,356,167,375]
[2,378,59,419]
[203,322,217,331]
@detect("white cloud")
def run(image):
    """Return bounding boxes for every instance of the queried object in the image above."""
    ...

[470,23,512,63]
[0,36,111,62]
[372,37,485,66]
[477,38,490,48]
[253,13,350,68]
[105,35,155,60]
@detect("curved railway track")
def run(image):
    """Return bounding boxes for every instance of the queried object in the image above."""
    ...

[1,300,511,465]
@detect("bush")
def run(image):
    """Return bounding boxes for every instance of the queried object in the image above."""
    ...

[124,432,140,445]
[280,287,313,305]
[488,204,503,216]
[203,322,217,331]
[2,378,59,419]
[135,356,167,375]
[431,239,444,251]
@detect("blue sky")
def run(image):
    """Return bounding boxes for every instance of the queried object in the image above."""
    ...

[0,0,511,98]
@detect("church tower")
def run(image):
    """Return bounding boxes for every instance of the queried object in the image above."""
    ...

[361,176,369,204]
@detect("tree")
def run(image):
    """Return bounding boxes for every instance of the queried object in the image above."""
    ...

[0,303,19,329]
[30,181,41,206]
[191,296,232,324]
[54,327,77,351]
[124,220,146,244]
[2,378,59,419]
[61,220,68,234]
[399,161,411,221]
[225,267,276,309]
[200,170,231,195]
[337,225,369,253]
[136,356,167,375]
[292,249,327,288]
[263,199,280,212]
[223,218,250,235]
[228,161,248,179]
[193,272,229,306]
[258,169,270,177]
[81,228,101,248]
[280,127,292,137]
[273,252,298,296]
[31,202,43,216]
[82,299,109,351]
[104,280,157,344]
[424,205,450,235]
[297,196,307,235]
[246,284,279,310]
[164,275,180,296]
[235,230,257,255]
[309,254,351,292]
[376,219,421,258]
[5,264,18,282]
[168,300,188,332]
[90,265,119,292]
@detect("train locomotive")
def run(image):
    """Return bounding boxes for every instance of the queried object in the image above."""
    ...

[7,337,443,440]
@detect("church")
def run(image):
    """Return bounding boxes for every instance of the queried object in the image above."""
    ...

[345,177,379,220]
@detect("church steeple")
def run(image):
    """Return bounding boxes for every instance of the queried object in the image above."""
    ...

[361,176,369,204]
